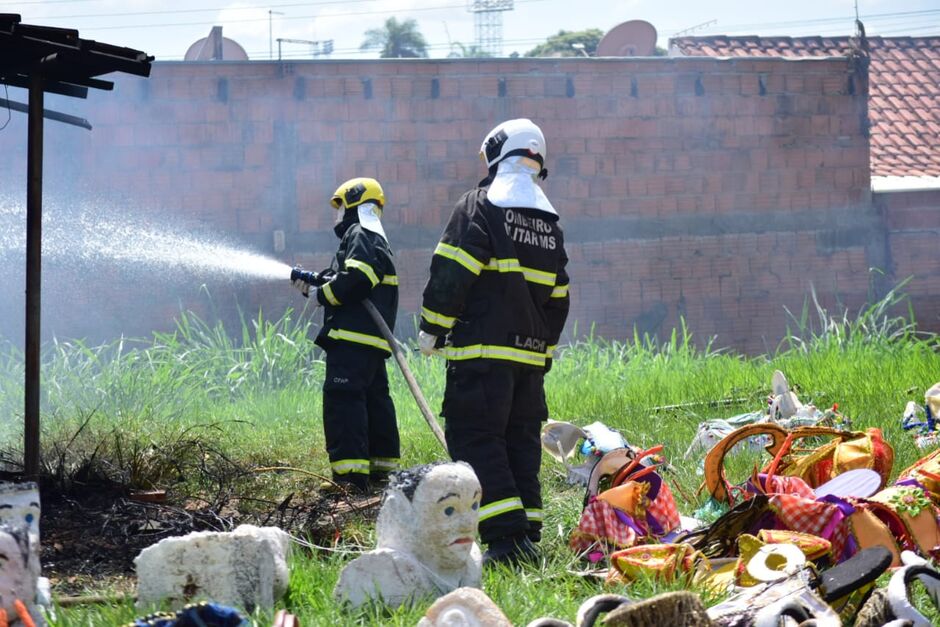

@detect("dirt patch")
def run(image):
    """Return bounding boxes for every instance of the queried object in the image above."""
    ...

[39,482,382,596]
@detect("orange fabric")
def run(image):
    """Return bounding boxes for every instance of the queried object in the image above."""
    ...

[766,427,893,489]
[758,529,831,561]
[598,481,649,518]
[848,507,901,567]
[868,486,940,558]
[609,543,705,584]
[900,448,940,503]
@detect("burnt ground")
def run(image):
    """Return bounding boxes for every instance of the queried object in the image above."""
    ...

[39,481,381,597]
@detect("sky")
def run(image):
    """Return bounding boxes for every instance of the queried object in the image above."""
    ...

[5,0,940,61]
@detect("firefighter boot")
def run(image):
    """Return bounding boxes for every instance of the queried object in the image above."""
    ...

[482,532,539,567]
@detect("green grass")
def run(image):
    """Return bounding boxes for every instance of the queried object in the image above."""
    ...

[2,289,940,625]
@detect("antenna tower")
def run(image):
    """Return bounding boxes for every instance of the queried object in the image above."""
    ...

[468,0,514,57]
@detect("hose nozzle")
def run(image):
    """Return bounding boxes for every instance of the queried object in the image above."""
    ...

[291,267,321,285]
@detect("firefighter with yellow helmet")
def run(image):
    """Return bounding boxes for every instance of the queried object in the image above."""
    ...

[418,119,571,565]
[292,177,400,492]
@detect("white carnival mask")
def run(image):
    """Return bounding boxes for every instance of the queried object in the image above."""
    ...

[0,523,39,618]
[377,462,481,573]
[0,482,40,545]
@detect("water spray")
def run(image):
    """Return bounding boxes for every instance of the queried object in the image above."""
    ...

[0,199,295,283]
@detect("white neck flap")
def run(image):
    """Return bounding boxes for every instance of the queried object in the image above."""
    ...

[486,156,557,216]
[357,202,387,241]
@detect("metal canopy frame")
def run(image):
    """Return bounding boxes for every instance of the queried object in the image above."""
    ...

[0,13,152,479]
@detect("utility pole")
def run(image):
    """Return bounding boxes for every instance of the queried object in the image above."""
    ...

[269,10,284,60]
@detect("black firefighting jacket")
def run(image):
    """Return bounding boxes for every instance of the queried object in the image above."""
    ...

[315,221,398,356]
[420,186,570,368]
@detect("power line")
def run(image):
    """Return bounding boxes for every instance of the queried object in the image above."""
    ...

[24,0,411,21]
[878,22,940,35]
[663,8,940,35]
[68,0,546,32]
[0,0,110,4]
[153,35,550,59]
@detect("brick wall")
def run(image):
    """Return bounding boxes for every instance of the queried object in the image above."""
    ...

[876,189,940,330]
[0,56,878,353]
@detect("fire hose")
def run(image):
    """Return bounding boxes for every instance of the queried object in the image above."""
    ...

[291,267,449,452]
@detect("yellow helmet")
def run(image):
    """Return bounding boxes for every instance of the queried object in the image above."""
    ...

[330,177,385,211]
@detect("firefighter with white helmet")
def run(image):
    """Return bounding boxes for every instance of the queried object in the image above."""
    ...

[292,177,401,493]
[418,119,571,565]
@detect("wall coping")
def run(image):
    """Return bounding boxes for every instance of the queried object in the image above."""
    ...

[153,56,852,67]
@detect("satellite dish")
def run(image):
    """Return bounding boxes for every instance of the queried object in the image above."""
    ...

[184,26,249,61]
[597,20,658,57]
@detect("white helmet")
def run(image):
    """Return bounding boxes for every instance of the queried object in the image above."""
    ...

[480,118,547,175]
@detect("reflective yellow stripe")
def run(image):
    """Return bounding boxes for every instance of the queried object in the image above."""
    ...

[547,345,557,358]
[327,328,391,352]
[421,307,457,330]
[444,344,546,367]
[478,497,524,522]
[331,458,370,475]
[525,508,544,521]
[551,283,569,298]
[345,258,379,287]
[370,457,400,471]
[434,242,484,275]
[521,266,556,286]
[322,282,341,306]
[482,257,520,272]
[381,275,399,286]
[482,257,556,287]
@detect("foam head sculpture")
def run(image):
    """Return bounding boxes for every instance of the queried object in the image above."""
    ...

[334,462,483,609]
[0,523,39,621]
[0,482,40,545]
[0,482,42,620]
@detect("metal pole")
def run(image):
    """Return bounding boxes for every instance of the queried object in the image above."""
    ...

[361,300,448,452]
[24,73,44,479]
[269,10,284,60]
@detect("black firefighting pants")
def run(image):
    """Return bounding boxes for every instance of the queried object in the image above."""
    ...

[322,343,400,489]
[442,360,548,544]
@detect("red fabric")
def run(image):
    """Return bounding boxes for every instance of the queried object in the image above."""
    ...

[569,497,638,554]
[570,479,681,556]
[770,494,851,560]
[760,475,817,499]
[648,480,681,533]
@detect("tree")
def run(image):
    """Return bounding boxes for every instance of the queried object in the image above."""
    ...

[360,17,429,58]
[525,29,604,57]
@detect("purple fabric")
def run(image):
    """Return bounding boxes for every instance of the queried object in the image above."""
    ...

[613,508,646,537]
[895,477,926,491]
[646,512,665,536]
[817,494,858,561]
[745,473,769,495]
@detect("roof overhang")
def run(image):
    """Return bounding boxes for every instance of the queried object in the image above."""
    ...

[0,13,152,98]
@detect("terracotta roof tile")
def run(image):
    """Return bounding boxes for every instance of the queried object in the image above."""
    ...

[671,35,940,177]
